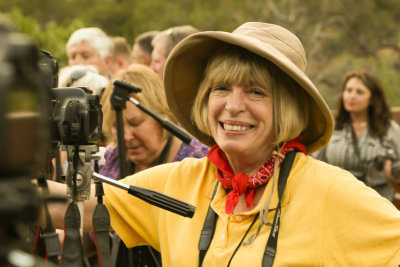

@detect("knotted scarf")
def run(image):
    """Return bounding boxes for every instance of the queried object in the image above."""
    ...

[207,137,306,214]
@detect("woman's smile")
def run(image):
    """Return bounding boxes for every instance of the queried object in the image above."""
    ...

[220,121,254,132]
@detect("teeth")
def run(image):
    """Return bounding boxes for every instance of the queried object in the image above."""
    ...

[223,123,251,131]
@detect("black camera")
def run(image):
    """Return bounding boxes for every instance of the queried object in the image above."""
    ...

[374,147,400,179]
[51,86,101,146]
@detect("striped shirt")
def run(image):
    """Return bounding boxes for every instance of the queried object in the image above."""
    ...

[314,120,400,201]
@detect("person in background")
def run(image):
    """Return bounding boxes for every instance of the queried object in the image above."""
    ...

[314,69,400,202]
[42,23,400,266]
[66,27,114,78]
[109,36,132,75]
[100,64,209,178]
[150,25,198,80]
[99,64,209,266]
[131,30,159,66]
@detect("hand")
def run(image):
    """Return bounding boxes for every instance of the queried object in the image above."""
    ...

[383,159,394,180]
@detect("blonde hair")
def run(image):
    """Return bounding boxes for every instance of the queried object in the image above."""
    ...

[101,64,176,142]
[192,45,310,146]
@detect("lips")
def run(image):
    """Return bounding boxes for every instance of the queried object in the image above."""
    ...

[126,144,141,153]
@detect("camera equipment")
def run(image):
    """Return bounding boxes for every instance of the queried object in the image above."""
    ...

[374,147,400,179]
[0,26,49,177]
[0,18,58,267]
[39,49,58,90]
[92,172,195,218]
[52,86,100,146]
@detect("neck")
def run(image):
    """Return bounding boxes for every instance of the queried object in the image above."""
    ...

[133,136,182,174]
[350,111,368,123]
[226,145,275,176]
[166,137,183,163]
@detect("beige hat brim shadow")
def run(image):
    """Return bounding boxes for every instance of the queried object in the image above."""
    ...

[164,29,333,153]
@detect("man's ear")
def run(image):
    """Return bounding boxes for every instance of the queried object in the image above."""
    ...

[144,54,151,66]
[117,57,128,69]
[105,55,113,66]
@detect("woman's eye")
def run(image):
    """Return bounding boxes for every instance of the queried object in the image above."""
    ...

[249,88,265,96]
[213,85,228,91]
[127,120,141,127]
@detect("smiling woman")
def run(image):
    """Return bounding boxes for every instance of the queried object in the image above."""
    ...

[42,23,400,267]
[101,23,400,266]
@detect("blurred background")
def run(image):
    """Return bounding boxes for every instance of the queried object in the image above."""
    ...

[1,0,400,108]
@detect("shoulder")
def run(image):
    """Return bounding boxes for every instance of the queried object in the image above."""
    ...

[292,153,352,186]
[290,153,373,202]
[175,138,209,161]
[103,143,119,164]
[384,120,400,141]
[288,154,400,265]
[120,157,216,197]
[324,125,349,146]
[104,143,118,156]
[389,120,400,131]
[293,154,395,208]
[140,157,212,183]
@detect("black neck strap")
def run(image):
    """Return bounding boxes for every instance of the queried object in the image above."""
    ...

[350,124,361,158]
[155,135,173,165]
[198,151,296,267]
[61,202,83,267]
[198,181,219,267]
[262,150,296,266]
[93,181,111,266]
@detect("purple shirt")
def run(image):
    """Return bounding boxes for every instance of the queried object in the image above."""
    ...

[99,138,209,180]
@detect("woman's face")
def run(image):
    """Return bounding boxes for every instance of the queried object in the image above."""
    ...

[112,101,165,167]
[342,77,371,115]
[208,82,275,160]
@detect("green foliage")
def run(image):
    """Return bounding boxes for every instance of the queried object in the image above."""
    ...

[1,8,85,68]
[1,0,400,109]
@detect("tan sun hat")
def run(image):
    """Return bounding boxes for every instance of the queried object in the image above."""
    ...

[164,22,333,153]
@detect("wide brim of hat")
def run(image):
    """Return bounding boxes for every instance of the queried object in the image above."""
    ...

[164,31,333,153]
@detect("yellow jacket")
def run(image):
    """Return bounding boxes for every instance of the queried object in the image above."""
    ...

[104,153,400,266]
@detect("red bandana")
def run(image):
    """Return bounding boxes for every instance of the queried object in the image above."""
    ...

[207,137,306,214]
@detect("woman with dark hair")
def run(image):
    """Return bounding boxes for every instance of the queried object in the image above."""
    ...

[315,69,400,201]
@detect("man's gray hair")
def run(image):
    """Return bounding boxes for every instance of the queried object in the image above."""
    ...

[66,27,114,59]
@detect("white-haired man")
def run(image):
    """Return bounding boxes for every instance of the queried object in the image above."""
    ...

[66,27,114,78]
